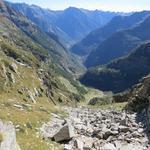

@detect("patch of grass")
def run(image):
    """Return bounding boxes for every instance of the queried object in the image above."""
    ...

[84,88,104,101]
[88,102,127,111]
[0,52,66,149]
[17,128,63,150]
[0,38,40,67]
[0,29,4,34]
[79,87,104,106]
[0,133,3,143]
[58,76,78,94]
[0,96,64,150]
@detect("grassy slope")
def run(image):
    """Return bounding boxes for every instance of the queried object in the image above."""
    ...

[0,38,63,149]
[0,2,86,149]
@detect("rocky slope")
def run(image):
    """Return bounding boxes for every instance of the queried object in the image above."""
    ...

[85,14,150,67]
[41,107,150,150]
[8,2,119,45]
[80,42,150,93]
[71,11,149,57]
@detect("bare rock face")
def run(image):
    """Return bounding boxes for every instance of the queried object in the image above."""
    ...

[118,74,150,112]
[0,120,21,150]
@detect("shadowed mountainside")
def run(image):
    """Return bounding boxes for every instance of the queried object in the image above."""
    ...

[80,42,150,93]
[85,14,150,67]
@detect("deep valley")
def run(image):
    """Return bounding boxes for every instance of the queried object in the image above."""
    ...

[0,0,150,150]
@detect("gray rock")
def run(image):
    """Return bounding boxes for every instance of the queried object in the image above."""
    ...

[111,131,119,136]
[40,117,65,139]
[86,126,94,136]
[120,119,128,126]
[10,63,18,74]
[83,137,93,150]
[120,143,146,150]
[114,141,122,149]
[64,144,73,150]
[111,126,119,132]
[13,104,23,110]
[119,126,130,133]
[138,128,144,133]
[102,143,117,150]
[132,131,142,138]
[27,91,36,103]
[0,120,21,150]
[74,138,84,150]
[54,123,75,142]
[102,129,116,140]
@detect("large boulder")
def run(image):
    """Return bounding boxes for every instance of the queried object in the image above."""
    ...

[54,123,75,142]
[40,115,65,140]
[0,120,21,150]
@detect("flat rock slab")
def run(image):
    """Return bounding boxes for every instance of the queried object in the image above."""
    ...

[40,117,65,139]
[0,120,21,150]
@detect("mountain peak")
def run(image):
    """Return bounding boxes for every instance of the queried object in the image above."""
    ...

[64,7,82,13]
[66,6,79,10]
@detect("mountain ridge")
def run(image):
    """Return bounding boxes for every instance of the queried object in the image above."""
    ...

[7,1,120,46]
[71,11,149,57]
[80,41,150,93]
[85,14,150,67]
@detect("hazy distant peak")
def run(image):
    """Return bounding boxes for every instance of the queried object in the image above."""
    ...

[64,7,83,13]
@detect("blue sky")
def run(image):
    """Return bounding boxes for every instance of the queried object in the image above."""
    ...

[6,0,150,12]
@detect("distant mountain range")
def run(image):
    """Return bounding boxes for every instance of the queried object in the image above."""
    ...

[80,41,150,93]
[85,14,150,67]
[7,2,121,46]
[71,11,149,56]
[6,1,150,95]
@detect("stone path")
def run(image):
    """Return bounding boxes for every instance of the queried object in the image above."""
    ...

[40,107,150,150]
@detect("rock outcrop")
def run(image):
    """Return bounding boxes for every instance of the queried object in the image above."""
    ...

[40,113,75,142]
[0,120,21,150]
[126,74,150,112]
